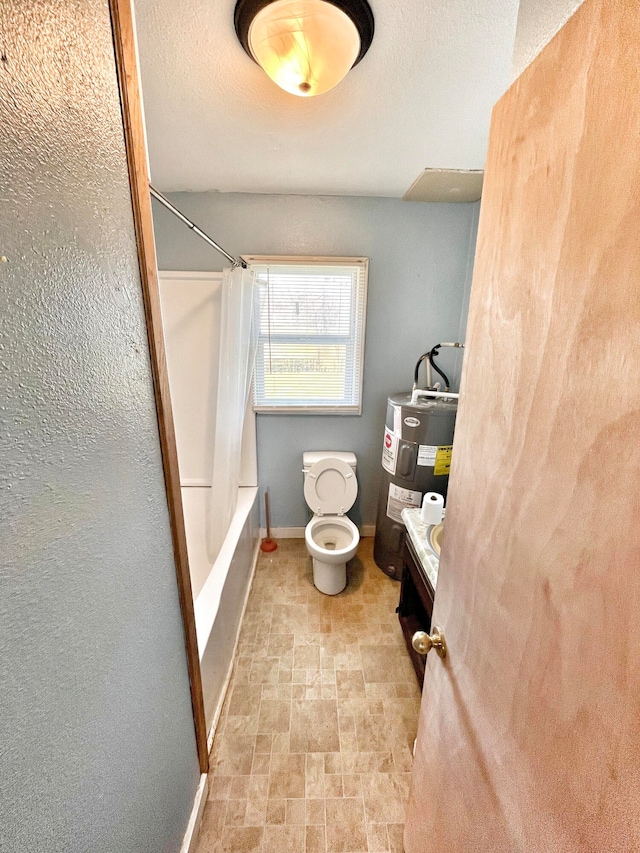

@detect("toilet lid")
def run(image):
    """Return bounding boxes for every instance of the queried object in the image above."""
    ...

[304,457,358,516]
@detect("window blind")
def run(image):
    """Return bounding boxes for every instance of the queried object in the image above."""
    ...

[249,258,368,414]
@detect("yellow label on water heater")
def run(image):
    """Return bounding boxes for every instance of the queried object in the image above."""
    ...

[434,445,453,476]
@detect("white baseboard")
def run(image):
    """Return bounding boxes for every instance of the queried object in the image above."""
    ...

[206,536,262,754]
[259,524,376,539]
[260,526,305,538]
[180,772,209,853]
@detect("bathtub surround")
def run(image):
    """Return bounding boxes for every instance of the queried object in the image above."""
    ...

[153,193,480,529]
[159,272,261,735]
[0,1,199,851]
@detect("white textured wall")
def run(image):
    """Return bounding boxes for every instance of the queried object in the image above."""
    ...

[135,0,521,196]
[512,0,585,78]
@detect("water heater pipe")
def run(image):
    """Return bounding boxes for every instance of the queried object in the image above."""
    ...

[412,342,465,393]
[410,388,460,404]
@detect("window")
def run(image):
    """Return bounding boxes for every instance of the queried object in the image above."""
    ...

[246,256,368,414]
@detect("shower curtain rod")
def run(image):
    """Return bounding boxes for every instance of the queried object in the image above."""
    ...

[149,185,246,268]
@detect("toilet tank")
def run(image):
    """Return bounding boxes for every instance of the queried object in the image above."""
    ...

[302,451,357,475]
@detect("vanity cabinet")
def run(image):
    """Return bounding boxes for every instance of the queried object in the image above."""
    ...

[397,533,435,689]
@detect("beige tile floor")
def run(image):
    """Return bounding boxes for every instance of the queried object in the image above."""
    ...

[195,538,421,853]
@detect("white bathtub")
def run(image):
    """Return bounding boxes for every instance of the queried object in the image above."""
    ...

[159,271,260,739]
[182,484,259,735]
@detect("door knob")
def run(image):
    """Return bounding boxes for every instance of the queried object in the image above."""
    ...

[412,627,447,659]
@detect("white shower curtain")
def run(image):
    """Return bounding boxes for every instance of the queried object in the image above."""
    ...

[208,265,257,558]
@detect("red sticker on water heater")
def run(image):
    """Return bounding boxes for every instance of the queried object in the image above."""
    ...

[382,428,398,475]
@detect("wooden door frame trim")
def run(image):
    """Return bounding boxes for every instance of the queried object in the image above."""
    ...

[108,0,209,774]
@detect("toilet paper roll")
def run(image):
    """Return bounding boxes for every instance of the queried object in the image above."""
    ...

[421,492,444,526]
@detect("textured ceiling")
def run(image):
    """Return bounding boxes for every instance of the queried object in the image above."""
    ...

[134,0,521,196]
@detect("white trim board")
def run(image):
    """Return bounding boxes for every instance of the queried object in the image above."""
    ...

[260,525,376,539]
[180,773,209,853]
[158,270,223,281]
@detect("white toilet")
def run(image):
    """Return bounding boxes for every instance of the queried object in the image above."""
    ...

[302,451,360,595]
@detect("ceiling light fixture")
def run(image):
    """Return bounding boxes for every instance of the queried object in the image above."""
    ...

[234,0,374,98]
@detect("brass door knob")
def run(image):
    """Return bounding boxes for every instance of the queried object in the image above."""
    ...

[412,627,447,659]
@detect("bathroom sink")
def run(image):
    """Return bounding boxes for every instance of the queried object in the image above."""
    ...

[428,522,443,556]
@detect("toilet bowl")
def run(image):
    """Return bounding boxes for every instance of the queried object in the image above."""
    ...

[302,452,360,595]
[305,515,360,596]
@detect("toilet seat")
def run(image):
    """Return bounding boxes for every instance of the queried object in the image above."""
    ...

[303,457,358,516]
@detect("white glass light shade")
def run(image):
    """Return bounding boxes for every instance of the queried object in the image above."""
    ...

[248,0,361,97]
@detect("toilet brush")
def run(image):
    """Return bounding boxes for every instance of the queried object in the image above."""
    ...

[260,490,278,553]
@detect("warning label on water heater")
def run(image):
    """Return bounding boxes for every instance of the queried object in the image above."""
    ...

[386,483,422,523]
[417,444,453,473]
[381,427,398,474]
[434,445,453,476]
[417,444,438,466]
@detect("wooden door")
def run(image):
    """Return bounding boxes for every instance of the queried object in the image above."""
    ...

[404,1,640,850]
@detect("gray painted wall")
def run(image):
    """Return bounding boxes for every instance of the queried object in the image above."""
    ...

[153,193,479,528]
[0,2,199,851]
[512,0,585,78]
